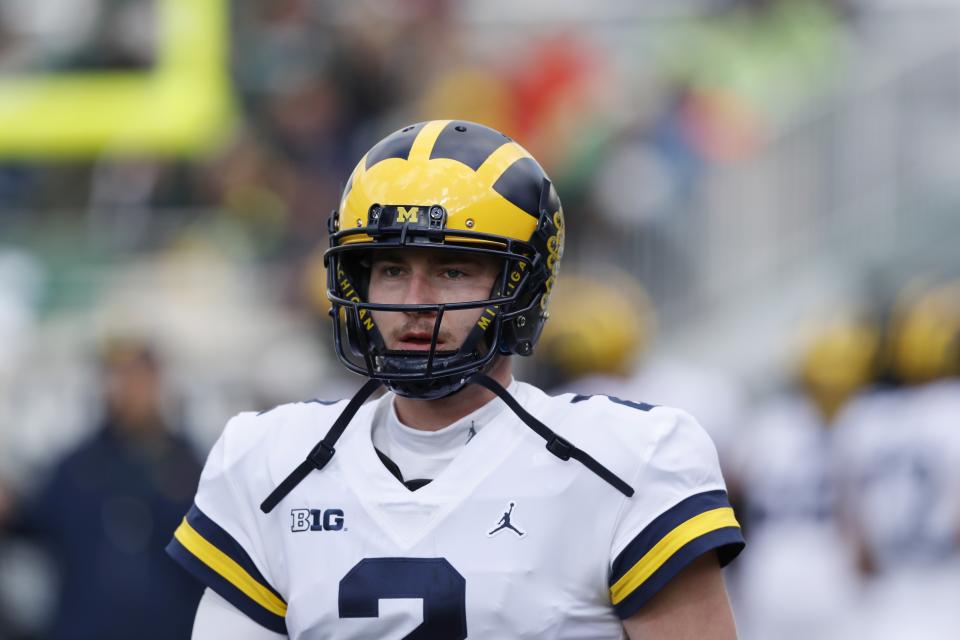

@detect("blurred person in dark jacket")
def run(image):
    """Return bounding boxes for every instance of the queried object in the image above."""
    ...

[0,340,203,639]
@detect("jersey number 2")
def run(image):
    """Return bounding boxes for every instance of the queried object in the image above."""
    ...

[338,557,467,639]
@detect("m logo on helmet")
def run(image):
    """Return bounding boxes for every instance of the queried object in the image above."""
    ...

[396,206,420,223]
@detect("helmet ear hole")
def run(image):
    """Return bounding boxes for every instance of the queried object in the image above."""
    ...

[502,295,547,356]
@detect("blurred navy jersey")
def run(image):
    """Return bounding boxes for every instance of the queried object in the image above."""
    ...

[8,422,204,640]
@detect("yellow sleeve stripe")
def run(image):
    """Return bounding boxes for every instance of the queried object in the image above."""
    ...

[173,518,288,617]
[408,119,451,162]
[609,507,740,605]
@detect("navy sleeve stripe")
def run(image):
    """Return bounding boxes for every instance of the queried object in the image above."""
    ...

[166,536,287,634]
[611,489,736,583]
[183,504,285,603]
[612,527,745,619]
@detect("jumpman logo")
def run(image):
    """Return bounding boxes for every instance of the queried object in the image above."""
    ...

[487,502,525,538]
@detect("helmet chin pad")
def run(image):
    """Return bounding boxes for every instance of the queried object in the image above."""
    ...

[377,348,489,400]
[386,375,470,400]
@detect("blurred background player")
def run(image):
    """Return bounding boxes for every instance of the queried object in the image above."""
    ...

[831,278,960,639]
[529,271,653,393]
[530,269,746,467]
[731,312,879,640]
[0,339,203,640]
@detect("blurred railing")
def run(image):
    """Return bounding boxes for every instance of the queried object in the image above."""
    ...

[646,36,960,329]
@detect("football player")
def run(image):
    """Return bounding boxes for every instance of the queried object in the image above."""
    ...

[167,120,744,639]
[831,280,960,638]
[732,314,876,640]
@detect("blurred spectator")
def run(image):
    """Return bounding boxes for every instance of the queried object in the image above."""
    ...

[0,165,38,216]
[0,250,44,382]
[0,0,152,73]
[194,129,298,259]
[0,339,203,639]
[587,99,706,309]
[658,0,848,156]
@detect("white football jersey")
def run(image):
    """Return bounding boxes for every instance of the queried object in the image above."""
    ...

[167,382,743,638]
[735,395,839,528]
[732,395,858,640]
[833,381,960,571]
[831,381,960,639]
[552,358,747,465]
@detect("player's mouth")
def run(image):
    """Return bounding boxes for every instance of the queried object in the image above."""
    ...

[395,331,441,350]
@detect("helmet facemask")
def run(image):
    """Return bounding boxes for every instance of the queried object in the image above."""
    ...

[326,217,551,399]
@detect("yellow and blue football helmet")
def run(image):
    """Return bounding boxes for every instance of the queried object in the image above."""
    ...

[325,120,564,399]
[797,314,881,422]
[886,278,960,385]
[536,272,652,385]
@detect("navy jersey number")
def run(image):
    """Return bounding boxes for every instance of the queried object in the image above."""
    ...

[338,557,467,639]
[860,448,941,559]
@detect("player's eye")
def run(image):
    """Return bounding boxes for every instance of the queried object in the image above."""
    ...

[442,268,467,279]
[378,265,405,278]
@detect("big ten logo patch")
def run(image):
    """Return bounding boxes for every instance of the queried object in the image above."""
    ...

[541,210,564,311]
[291,508,346,532]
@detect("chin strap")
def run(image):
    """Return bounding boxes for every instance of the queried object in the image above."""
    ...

[260,378,383,514]
[468,373,635,498]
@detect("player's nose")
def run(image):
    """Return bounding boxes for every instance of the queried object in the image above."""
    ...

[402,271,438,314]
